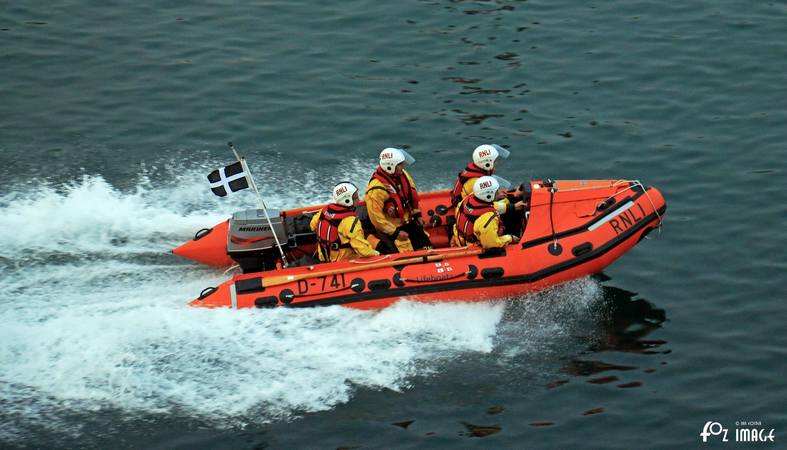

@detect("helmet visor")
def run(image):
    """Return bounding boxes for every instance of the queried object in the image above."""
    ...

[400,149,416,166]
[491,144,510,161]
[492,175,512,191]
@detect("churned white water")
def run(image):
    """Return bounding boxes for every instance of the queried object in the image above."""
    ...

[0,164,601,438]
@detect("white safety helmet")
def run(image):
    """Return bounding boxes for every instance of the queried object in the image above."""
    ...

[472,144,510,170]
[473,175,512,202]
[332,181,358,207]
[379,147,416,174]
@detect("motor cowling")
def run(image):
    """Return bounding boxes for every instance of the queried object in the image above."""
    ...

[227,209,288,272]
[226,209,317,273]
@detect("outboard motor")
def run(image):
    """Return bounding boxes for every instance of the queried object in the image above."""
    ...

[227,209,287,272]
[226,209,317,273]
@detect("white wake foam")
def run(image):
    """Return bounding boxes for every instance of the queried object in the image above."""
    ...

[0,299,505,426]
[0,162,602,440]
[0,173,226,257]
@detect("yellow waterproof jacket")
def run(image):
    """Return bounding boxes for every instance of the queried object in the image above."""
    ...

[365,169,420,236]
[310,212,379,262]
[451,211,513,249]
[459,177,510,213]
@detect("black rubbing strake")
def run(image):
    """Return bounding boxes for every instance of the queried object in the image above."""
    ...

[368,279,392,291]
[235,277,264,294]
[481,267,505,279]
[255,297,278,308]
[572,242,593,257]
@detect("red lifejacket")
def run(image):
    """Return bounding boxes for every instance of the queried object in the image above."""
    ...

[316,204,357,259]
[368,167,420,219]
[455,195,503,244]
[450,162,492,206]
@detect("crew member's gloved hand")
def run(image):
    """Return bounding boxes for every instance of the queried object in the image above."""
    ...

[513,184,525,199]
[412,211,425,227]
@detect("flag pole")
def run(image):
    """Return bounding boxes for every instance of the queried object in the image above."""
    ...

[228,142,289,268]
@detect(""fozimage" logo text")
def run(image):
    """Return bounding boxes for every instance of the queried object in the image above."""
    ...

[700,421,775,443]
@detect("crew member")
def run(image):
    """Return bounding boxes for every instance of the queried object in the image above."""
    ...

[366,147,431,253]
[450,143,524,208]
[451,176,521,249]
[450,144,527,235]
[310,181,380,262]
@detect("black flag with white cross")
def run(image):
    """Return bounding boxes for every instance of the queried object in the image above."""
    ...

[207,161,249,197]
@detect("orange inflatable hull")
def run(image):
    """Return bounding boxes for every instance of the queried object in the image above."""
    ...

[176,180,666,310]
[172,220,235,267]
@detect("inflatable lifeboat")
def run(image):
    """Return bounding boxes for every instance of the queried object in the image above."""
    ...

[174,179,666,309]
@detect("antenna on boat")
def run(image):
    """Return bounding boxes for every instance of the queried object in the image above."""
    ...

[228,141,288,268]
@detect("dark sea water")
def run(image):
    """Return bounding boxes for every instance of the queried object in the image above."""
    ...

[1,0,785,448]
